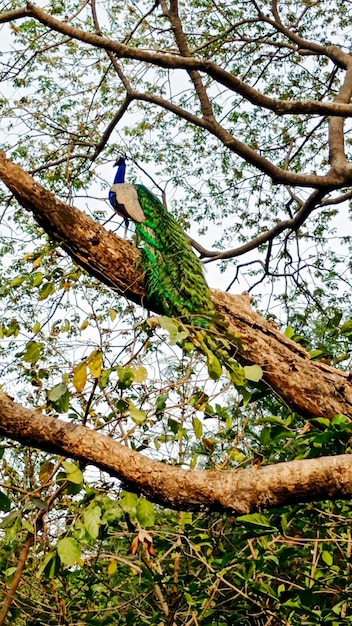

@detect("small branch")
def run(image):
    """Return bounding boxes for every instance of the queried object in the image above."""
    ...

[193,189,326,262]
[0,533,33,626]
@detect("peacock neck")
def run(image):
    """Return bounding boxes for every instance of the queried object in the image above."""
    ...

[114,162,126,184]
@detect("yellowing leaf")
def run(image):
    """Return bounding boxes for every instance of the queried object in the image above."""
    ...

[79,319,89,331]
[72,361,87,393]
[39,461,55,484]
[192,417,203,439]
[32,256,42,269]
[109,309,117,321]
[108,559,117,575]
[132,366,148,383]
[87,351,103,378]
[32,322,41,334]
[33,272,44,287]
[10,276,25,288]
[243,364,263,382]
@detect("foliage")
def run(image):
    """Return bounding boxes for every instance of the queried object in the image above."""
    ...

[1,0,352,623]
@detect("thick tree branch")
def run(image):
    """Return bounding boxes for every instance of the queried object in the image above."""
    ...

[0,152,351,420]
[1,392,352,514]
[329,64,352,176]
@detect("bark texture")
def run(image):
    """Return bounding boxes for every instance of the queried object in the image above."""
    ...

[0,151,352,420]
[1,392,352,514]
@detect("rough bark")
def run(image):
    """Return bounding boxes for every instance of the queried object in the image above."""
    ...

[1,392,352,514]
[0,151,351,420]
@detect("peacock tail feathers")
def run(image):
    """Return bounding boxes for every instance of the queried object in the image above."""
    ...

[134,184,217,324]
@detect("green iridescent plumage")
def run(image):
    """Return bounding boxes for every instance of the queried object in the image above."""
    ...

[109,160,256,387]
[134,184,216,324]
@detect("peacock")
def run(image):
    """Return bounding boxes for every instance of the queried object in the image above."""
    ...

[109,157,254,387]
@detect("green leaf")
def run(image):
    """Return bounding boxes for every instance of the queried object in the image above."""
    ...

[0,510,20,529]
[119,491,138,515]
[37,552,60,580]
[136,498,155,527]
[340,319,352,334]
[99,368,111,389]
[83,505,102,539]
[129,401,147,425]
[192,416,203,439]
[153,315,188,344]
[38,281,55,301]
[331,413,349,426]
[62,461,83,485]
[206,350,223,380]
[321,550,333,566]
[0,491,11,512]
[22,341,44,364]
[57,538,82,566]
[238,513,274,528]
[48,382,68,402]
[22,519,35,533]
[117,365,135,389]
[243,364,263,382]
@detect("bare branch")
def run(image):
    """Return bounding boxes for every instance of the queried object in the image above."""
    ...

[2,4,352,187]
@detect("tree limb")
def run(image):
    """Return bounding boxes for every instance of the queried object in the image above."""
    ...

[1,392,352,514]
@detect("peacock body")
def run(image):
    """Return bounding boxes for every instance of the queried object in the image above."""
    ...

[109,158,250,386]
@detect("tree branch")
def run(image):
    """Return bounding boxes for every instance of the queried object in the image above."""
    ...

[2,4,352,189]
[1,392,352,514]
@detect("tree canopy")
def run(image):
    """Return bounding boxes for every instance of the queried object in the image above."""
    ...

[1,1,352,623]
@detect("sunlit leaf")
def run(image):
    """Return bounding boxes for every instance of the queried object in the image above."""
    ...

[72,361,87,392]
[87,350,103,378]
[243,364,263,382]
[83,505,102,539]
[57,538,81,566]
[62,461,83,485]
